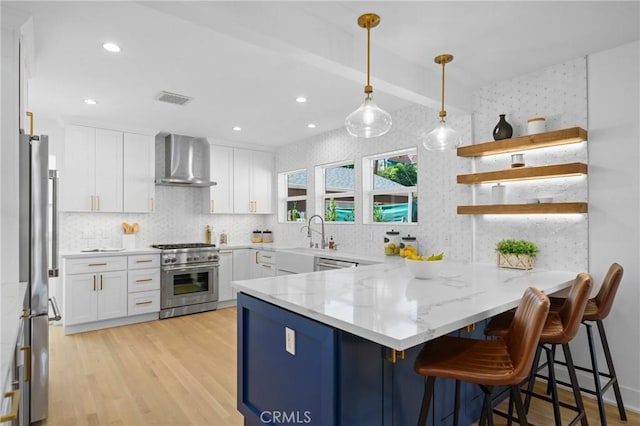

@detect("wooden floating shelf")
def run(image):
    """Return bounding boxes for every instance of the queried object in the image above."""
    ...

[457,127,587,157]
[457,202,588,215]
[457,162,588,184]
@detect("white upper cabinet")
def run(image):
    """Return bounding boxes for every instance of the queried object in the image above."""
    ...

[205,144,234,214]
[233,148,273,214]
[62,125,123,212]
[123,132,155,212]
[63,125,154,213]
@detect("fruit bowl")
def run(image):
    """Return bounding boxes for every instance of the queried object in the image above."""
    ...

[405,258,443,279]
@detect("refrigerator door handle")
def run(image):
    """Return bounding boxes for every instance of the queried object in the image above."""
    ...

[48,169,59,277]
[48,297,61,322]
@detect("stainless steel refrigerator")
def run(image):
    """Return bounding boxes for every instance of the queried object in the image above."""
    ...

[19,131,59,424]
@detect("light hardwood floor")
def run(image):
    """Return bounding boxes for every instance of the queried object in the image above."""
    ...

[44,308,638,425]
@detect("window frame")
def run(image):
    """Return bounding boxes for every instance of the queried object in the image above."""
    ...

[362,147,418,225]
[277,168,308,223]
[315,159,356,224]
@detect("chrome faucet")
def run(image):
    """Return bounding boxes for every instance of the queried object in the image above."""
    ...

[306,214,326,249]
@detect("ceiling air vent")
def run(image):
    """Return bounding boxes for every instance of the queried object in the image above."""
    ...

[156,91,193,106]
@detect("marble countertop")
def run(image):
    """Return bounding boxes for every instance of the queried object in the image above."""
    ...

[1,281,28,390]
[61,247,161,258]
[232,262,578,351]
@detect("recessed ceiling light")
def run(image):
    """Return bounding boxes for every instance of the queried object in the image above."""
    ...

[84,99,97,105]
[233,126,242,131]
[295,96,307,103]
[102,42,121,53]
[307,123,316,129]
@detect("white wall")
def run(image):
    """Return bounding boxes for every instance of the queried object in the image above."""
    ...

[586,40,640,411]
[272,104,474,260]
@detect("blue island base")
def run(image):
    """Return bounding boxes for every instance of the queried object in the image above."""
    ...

[237,292,486,425]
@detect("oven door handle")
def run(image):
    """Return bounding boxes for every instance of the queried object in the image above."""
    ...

[163,264,217,273]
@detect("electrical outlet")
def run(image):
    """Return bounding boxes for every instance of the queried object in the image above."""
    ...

[285,327,295,355]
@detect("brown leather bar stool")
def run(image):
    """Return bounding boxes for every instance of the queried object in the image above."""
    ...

[414,287,550,426]
[548,263,627,426]
[484,273,593,426]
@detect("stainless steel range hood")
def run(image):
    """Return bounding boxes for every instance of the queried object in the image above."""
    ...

[155,134,216,187]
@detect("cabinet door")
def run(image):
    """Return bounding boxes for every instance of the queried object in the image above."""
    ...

[62,125,95,212]
[251,150,273,214]
[65,273,98,325]
[97,270,128,320]
[94,128,123,212]
[206,145,234,214]
[233,249,253,281]
[123,132,155,212]
[233,148,253,213]
[218,250,234,301]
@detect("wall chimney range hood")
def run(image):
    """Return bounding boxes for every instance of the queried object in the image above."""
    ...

[156,134,216,187]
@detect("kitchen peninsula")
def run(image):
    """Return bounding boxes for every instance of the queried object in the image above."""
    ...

[233,262,577,425]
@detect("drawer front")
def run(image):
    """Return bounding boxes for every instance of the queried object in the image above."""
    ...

[65,256,127,274]
[128,254,160,270]
[128,268,160,293]
[256,250,276,265]
[127,290,160,315]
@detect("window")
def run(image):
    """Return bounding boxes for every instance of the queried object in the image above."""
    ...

[316,161,355,222]
[363,148,418,223]
[278,169,307,222]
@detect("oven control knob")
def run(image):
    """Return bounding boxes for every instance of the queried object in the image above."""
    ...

[193,256,199,261]
[163,258,171,264]
[208,255,215,261]
[186,256,193,262]
[170,257,177,263]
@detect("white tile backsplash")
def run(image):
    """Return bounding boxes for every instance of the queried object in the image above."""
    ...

[61,185,269,250]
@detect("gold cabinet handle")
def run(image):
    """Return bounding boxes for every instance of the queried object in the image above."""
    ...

[93,275,96,291]
[100,274,103,290]
[150,197,154,212]
[135,301,153,306]
[90,195,94,211]
[0,390,20,422]
[263,255,272,259]
[255,251,259,264]
[26,111,34,136]
[20,346,31,382]
[96,195,100,211]
[88,262,107,267]
[135,278,153,283]
[135,259,152,263]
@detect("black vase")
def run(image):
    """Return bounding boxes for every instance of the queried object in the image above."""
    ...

[493,114,513,140]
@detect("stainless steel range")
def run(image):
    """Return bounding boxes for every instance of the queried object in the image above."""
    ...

[151,243,219,319]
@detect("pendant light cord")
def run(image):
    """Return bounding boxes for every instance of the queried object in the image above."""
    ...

[439,60,446,118]
[365,25,372,93]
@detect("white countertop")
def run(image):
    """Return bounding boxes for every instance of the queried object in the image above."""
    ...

[232,262,578,351]
[1,281,28,390]
[61,247,161,258]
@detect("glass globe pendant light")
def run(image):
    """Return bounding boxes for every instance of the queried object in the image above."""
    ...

[423,54,461,151]
[345,13,392,138]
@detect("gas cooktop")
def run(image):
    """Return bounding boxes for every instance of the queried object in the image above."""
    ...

[151,243,217,250]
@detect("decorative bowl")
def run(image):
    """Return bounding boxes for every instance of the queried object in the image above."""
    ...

[405,258,443,279]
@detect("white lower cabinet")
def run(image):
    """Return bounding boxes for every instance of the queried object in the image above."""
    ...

[65,269,127,325]
[63,253,160,334]
[252,249,277,278]
[218,250,234,303]
[232,249,254,281]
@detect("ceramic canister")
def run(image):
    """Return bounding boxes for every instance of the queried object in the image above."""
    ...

[527,117,546,135]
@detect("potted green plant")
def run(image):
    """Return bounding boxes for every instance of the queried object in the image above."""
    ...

[496,239,538,270]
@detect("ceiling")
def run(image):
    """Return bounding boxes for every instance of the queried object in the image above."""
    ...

[5,1,639,147]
